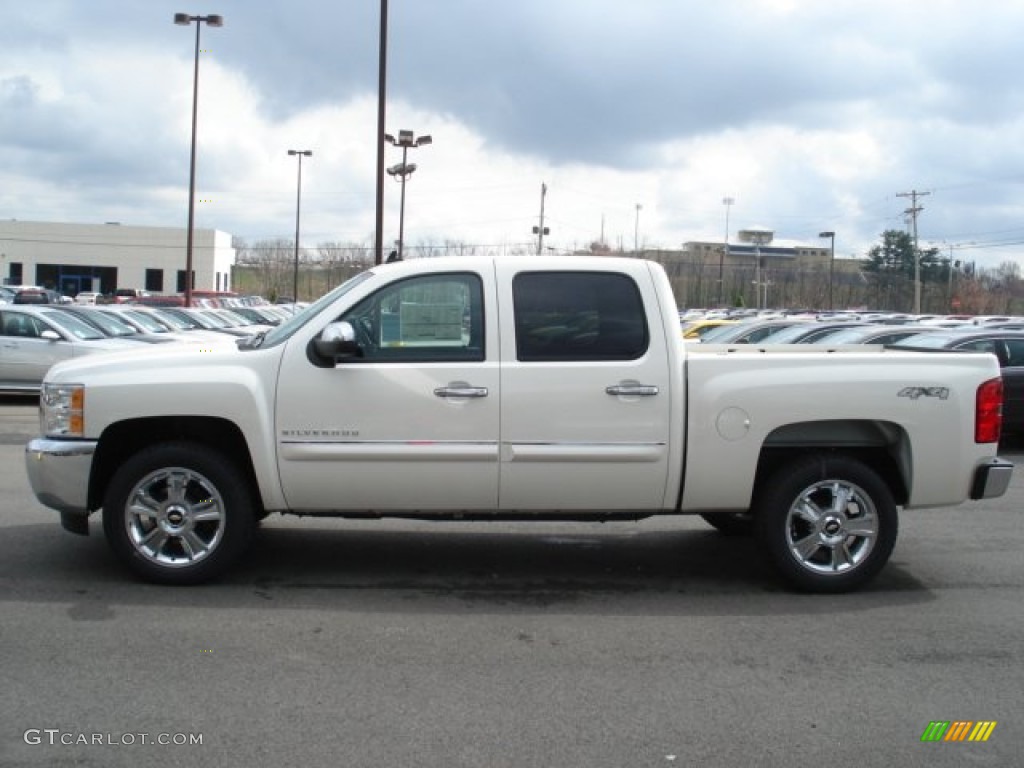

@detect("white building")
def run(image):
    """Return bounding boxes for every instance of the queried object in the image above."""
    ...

[0,220,236,297]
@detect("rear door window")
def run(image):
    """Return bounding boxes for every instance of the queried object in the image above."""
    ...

[512,272,648,361]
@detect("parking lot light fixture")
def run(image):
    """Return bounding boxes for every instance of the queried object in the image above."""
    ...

[174,12,224,308]
[738,228,774,309]
[384,131,432,259]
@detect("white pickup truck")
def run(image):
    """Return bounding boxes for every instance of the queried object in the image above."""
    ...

[25,256,1013,592]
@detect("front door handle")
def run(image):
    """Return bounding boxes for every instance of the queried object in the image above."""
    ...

[606,384,659,397]
[434,386,489,398]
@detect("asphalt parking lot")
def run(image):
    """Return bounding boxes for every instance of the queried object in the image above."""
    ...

[1,394,1022,768]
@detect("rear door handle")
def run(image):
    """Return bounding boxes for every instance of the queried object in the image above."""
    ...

[606,384,659,396]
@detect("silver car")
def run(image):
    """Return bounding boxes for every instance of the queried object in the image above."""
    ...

[0,306,144,393]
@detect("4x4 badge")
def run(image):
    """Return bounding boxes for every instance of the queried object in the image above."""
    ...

[898,387,950,400]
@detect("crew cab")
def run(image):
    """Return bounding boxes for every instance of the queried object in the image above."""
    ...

[25,257,1013,591]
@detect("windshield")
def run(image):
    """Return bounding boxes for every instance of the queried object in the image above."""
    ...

[41,309,105,340]
[215,310,246,326]
[698,323,743,343]
[121,309,169,333]
[197,310,231,328]
[816,328,871,344]
[257,270,375,349]
[759,324,817,343]
[157,308,218,329]
[149,309,198,330]
[71,309,136,337]
[892,332,963,349]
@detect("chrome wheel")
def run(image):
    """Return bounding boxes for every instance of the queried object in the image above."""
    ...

[784,479,879,575]
[123,466,225,567]
[104,442,256,584]
[756,455,898,592]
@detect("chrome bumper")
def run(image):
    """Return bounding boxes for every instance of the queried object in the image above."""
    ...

[970,457,1014,500]
[25,437,97,517]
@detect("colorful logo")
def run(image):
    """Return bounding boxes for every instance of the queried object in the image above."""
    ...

[921,721,997,742]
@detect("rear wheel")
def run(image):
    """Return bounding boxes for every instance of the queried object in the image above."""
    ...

[755,455,898,593]
[102,442,256,585]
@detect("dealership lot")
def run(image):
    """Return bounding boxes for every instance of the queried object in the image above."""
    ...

[1,395,1022,767]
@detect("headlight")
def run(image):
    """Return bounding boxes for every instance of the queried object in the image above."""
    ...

[41,383,85,437]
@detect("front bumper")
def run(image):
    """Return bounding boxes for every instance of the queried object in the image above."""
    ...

[970,457,1014,500]
[25,437,97,519]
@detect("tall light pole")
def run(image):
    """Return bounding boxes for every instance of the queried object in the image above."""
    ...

[385,130,431,260]
[533,183,549,254]
[719,197,734,306]
[738,228,773,309]
[634,203,643,254]
[174,12,223,308]
[374,0,389,265]
[288,150,312,303]
[818,231,835,310]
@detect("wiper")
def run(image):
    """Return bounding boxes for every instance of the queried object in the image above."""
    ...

[239,329,268,349]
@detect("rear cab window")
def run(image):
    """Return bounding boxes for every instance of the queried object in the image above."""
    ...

[512,271,649,361]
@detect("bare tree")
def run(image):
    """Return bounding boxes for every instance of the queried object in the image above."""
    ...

[241,238,295,302]
[317,240,374,291]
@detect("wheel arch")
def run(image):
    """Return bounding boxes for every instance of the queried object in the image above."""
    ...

[88,416,264,513]
[756,419,910,505]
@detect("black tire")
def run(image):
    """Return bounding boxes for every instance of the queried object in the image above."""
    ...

[102,441,256,585]
[700,512,754,536]
[754,454,898,593]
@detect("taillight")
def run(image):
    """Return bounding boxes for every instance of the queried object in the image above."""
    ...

[976,377,1003,444]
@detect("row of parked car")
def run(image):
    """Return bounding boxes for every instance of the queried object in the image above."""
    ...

[683,314,1024,440]
[0,303,299,394]
[0,285,296,309]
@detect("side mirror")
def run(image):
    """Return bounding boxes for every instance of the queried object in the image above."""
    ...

[309,321,361,367]
[40,330,62,341]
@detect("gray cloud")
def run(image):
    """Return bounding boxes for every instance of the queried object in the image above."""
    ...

[4,0,1024,265]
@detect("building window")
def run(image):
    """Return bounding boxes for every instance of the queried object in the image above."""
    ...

[145,269,163,292]
[6,262,23,285]
[176,270,194,293]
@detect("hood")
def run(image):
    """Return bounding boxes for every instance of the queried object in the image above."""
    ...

[46,337,246,384]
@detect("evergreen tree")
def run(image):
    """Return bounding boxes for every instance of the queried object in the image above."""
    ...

[862,230,943,281]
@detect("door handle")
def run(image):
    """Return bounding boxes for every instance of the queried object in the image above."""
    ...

[605,384,659,397]
[434,386,489,398]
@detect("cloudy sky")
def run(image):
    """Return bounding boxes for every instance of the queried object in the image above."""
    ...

[4,0,1024,267]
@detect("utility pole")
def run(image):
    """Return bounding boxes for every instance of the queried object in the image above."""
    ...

[947,243,955,307]
[897,189,929,314]
[533,182,549,254]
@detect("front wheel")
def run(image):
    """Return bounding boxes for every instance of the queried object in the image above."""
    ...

[755,455,898,593]
[102,442,256,585]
